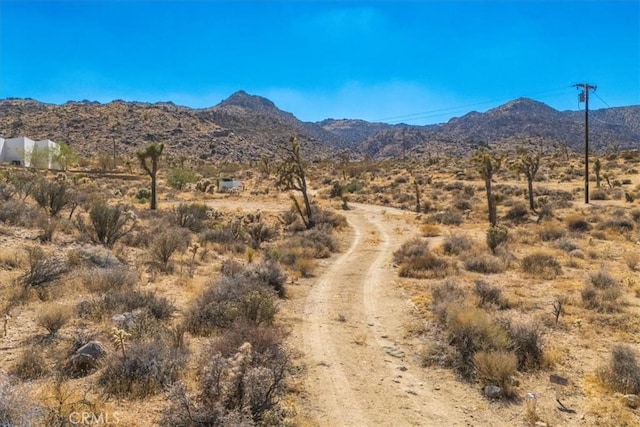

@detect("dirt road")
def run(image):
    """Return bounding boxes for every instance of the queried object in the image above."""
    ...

[291,203,506,427]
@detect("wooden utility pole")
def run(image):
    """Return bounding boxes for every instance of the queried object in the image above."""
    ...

[575,83,597,204]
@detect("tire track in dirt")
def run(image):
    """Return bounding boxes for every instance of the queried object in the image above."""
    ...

[300,204,456,426]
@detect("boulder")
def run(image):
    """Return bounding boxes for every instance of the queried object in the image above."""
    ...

[484,385,504,399]
[65,340,107,377]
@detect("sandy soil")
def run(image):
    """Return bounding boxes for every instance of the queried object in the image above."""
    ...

[286,203,514,427]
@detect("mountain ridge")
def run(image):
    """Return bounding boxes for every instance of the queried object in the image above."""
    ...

[0,93,637,162]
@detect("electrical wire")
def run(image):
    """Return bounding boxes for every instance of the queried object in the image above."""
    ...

[372,86,575,124]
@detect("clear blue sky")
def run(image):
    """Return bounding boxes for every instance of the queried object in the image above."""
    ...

[1,1,638,125]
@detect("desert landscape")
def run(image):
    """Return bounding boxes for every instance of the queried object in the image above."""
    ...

[0,91,639,426]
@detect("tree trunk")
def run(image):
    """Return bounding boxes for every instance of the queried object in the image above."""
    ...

[150,174,157,210]
[527,178,535,211]
[486,177,496,226]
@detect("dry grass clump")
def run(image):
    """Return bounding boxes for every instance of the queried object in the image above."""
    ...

[464,254,505,274]
[430,278,466,323]
[521,252,562,279]
[581,270,623,313]
[539,224,566,241]
[504,202,529,224]
[0,374,43,426]
[473,351,518,397]
[598,344,640,394]
[394,238,454,278]
[446,305,512,380]
[80,266,137,293]
[186,267,281,336]
[77,288,175,322]
[566,215,591,232]
[474,280,510,309]
[11,347,48,380]
[442,234,474,256]
[37,304,72,336]
[99,339,188,399]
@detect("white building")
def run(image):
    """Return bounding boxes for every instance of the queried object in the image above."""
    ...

[0,136,61,169]
[218,178,243,192]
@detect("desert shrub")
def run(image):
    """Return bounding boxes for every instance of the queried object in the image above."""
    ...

[75,201,137,248]
[135,188,151,202]
[247,260,287,298]
[598,345,640,394]
[150,226,190,271]
[590,270,619,289]
[162,340,289,426]
[20,246,68,288]
[166,167,198,190]
[11,347,47,380]
[582,270,623,313]
[77,289,175,322]
[312,206,347,229]
[0,199,39,226]
[473,351,518,397]
[80,267,137,293]
[394,238,453,279]
[171,202,210,232]
[590,188,608,200]
[297,224,338,255]
[631,209,640,223]
[453,198,473,211]
[539,224,565,241]
[245,221,278,249]
[186,276,278,336]
[430,278,466,322]
[37,304,72,336]
[486,225,508,254]
[554,237,580,252]
[0,374,43,426]
[521,252,562,279]
[566,215,591,232]
[343,180,365,193]
[464,254,505,274]
[99,340,187,399]
[31,179,73,217]
[474,280,509,309]
[446,306,512,379]
[505,202,529,223]
[506,321,543,371]
[600,217,634,232]
[429,209,463,225]
[199,222,245,253]
[442,234,473,256]
[0,180,15,201]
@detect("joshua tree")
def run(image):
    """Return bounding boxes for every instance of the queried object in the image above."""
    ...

[472,148,505,226]
[136,143,164,210]
[511,148,541,211]
[276,136,314,229]
[594,158,602,188]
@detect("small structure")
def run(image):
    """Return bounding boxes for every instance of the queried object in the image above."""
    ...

[0,136,61,169]
[217,177,242,193]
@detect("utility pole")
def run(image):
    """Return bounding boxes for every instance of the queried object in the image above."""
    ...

[575,83,597,204]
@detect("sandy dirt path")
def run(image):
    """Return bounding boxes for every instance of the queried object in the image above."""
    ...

[291,203,508,427]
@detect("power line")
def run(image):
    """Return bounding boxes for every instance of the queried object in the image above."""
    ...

[370,86,575,124]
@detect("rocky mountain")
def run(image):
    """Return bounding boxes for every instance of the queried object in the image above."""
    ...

[357,99,640,158]
[0,94,637,163]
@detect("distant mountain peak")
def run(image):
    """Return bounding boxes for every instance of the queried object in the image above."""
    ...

[493,97,558,114]
[218,90,277,111]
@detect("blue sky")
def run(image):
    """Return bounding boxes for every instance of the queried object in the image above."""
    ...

[1,1,638,125]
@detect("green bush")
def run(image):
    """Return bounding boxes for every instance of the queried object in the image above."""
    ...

[74,201,137,248]
[486,226,508,254]
[166,167,198,190]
